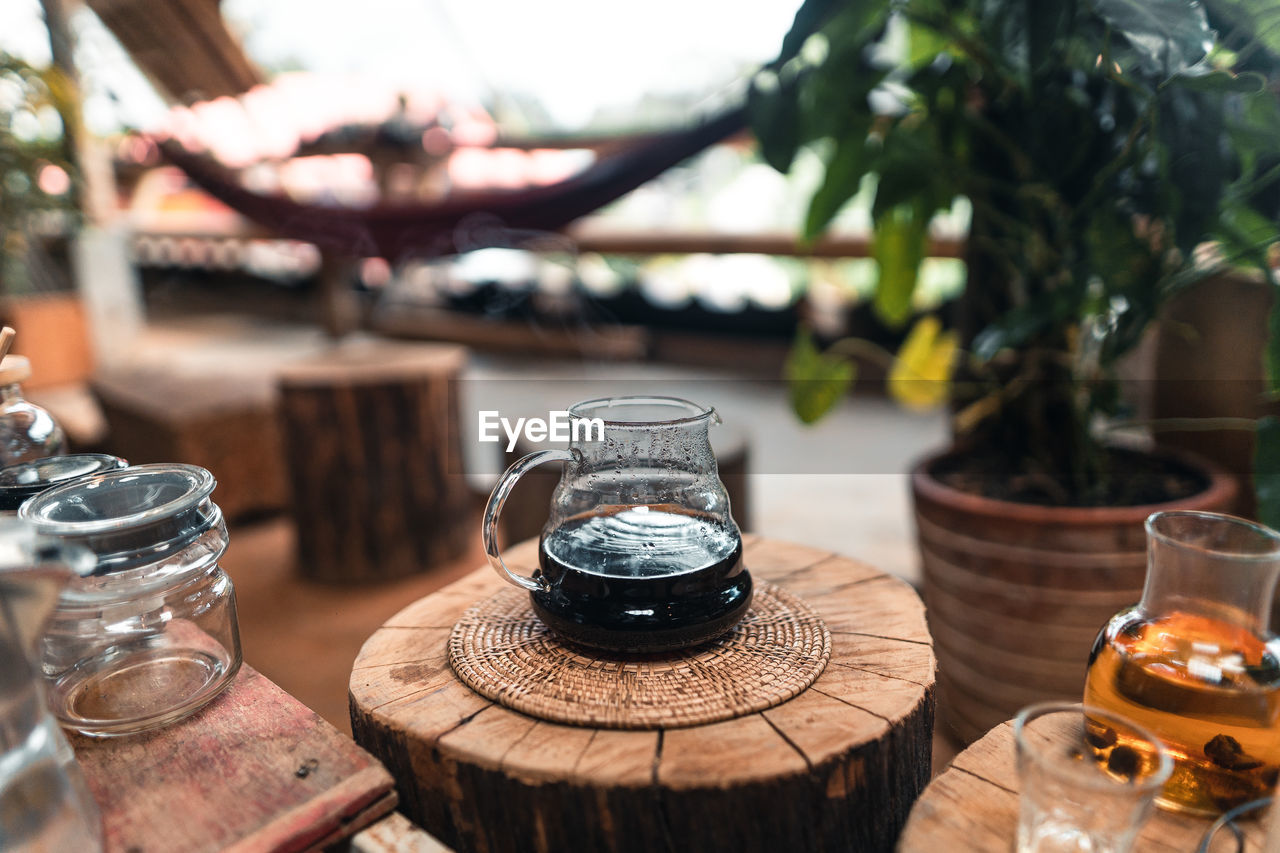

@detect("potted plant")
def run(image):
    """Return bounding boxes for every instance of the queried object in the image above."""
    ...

[0,52,92,390]
[751,0,1280,740]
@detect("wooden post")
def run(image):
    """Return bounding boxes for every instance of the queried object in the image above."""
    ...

[319,252,362,340]
[350,536,936,853]
[277,341,471,582]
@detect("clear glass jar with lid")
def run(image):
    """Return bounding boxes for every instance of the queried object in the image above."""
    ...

[20,463,241,736]
[0,454,127,515]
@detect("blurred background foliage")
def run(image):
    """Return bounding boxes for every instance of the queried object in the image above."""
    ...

[0,52,79,295]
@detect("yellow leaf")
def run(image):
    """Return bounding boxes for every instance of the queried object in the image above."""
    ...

[888,316,958,410]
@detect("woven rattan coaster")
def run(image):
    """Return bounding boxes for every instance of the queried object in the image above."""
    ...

[448,581,831,729]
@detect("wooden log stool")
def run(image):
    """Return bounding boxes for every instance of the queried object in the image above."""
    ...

[91,366,286,519]
[898,717,1274,852]
[350,535,936,853]
[497,426,752,546]
[277,341,470,583]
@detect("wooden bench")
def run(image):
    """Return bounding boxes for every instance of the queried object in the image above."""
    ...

[91,366,286,519]
[70,664,397,852]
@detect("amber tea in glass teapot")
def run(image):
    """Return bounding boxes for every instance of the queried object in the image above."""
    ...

[483,396,751,653]
[1083,511,1280,815]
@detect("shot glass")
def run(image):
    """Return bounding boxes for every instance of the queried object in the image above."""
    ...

[1014,703,1172,853]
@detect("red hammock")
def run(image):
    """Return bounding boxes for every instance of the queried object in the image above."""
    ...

[158,106,746,260]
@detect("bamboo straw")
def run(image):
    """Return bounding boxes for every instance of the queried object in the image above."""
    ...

[0,327,16,363]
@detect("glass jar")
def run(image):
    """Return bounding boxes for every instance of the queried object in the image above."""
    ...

[0,355,65,466]
[20,464,242,736]
[1083,511,1280,815]
[0,454,128,515]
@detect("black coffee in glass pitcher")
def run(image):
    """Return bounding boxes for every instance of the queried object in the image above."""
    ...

[483,397,752,653]
[533,505,751,652]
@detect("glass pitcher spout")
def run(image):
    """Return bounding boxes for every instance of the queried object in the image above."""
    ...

[1139,511,1280,631]
[0,522,93,653]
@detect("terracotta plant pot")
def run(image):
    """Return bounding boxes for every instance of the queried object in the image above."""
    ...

[911,449,1237,743]
[0,292,93,390]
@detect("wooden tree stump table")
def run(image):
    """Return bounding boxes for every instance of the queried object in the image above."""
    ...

[277,341,471,582]
[350,535,936,853]
[898,719,1274,852]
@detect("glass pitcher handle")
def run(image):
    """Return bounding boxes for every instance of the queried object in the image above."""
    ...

[482,449,572,593]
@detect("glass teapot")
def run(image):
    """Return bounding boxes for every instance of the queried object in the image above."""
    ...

[483,396,750,653]
[1083,511,1280,815]
[0,520,103,851]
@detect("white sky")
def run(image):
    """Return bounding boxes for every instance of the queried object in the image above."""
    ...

[1,0,803,132]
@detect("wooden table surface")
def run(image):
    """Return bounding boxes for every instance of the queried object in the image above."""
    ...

[350,534,937,853]
[70,664,398,852]
[898,718,1274,852]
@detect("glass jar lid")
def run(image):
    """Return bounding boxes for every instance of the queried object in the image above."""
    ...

[20,463,223,576]
[0,454,128,511]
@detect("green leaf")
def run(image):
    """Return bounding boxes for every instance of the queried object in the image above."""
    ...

[1268,284,1280,395]
[803,124,873,240]
[872,203,929,328]
[1156,86,1230,256]
[773,0,843,67]
[785,330,856,424]
[1091,0,1214,76]
[907,20,950,69]
[870,122,955,220]
[1027,1,1075,80]
[749,76,801,173]
[971,287,1078,361]
[1255,416,1280,530]
[1205,0,1280,59]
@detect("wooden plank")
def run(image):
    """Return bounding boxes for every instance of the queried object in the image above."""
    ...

[372,304,650,362]
[344,813,453,853]
[561,224,965,260]
[71,665,396,853]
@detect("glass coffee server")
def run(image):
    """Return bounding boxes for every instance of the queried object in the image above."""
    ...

[1084,511,1280,815]
[484,396,750,653]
